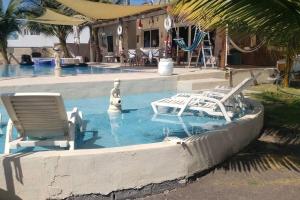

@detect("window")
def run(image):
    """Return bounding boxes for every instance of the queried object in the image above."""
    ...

[143,29,159,48]
[107,35,114,52]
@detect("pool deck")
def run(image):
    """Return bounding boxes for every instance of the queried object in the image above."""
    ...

[0,65,219,87]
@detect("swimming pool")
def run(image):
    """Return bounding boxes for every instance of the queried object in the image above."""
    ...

[0,64,133,78]
[0,92,227,154]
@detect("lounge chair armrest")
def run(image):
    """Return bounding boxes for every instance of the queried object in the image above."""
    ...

[4,119,14,154]
[191,95,232,122]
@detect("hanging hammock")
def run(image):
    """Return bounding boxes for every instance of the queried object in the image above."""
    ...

[174,29,207,52]
[229,37,266,53]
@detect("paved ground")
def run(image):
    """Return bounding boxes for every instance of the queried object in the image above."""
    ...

[139,130,300,200]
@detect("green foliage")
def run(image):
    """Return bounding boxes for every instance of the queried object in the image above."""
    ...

[0,0,22,64]
[26,0,78,57]
[251,85,300,129]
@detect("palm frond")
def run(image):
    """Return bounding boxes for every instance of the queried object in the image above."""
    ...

[0,0,3,14]
[172,0,300,47]
[172,0,300,86]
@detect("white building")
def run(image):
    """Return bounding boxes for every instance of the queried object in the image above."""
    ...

[6,26,91,63]
[8,26,90,48]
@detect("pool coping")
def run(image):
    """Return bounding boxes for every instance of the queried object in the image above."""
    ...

[0,68,221,87]
[0,99,264,200]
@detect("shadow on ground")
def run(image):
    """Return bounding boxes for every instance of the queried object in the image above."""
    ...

[214,89,300,173]
[216,138,300,173]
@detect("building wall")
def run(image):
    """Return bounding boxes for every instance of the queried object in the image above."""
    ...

[127,21,137,50]
[8,34,59,48]
[91,14,169,61]
[136,14,168,49]
[91,9,280,67]
[1,27,91,64]
[240,47,281,66]
[8,27,90,48]
[97,25,119,58]
[97,20,138,60]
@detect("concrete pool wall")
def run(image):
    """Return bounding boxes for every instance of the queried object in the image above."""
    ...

[0,100,263,200]
[0,75,178,100]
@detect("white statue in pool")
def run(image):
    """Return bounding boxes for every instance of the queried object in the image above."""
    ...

[108,79,122,113]
[53,47,61,69]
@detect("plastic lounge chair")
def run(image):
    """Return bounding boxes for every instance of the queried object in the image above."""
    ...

[151,77,256,122]
[128,49,137,66]
[139,48,161,65]
[1,93,84,154]
[139,48,150,65]
[151,48,161,64]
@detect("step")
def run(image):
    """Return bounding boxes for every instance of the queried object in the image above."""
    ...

[177,78,229,92]
[178,70,226,81]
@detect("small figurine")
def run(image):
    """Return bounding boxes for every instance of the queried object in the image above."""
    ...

[108,79,122,113]
[53,47,61,69]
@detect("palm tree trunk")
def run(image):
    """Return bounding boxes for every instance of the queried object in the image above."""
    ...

[283,55,292,87]
[88,25,95,62]
[283,39,296,87]
[59,38,71,58]
[93,28,101,62]
[0,47,9,65]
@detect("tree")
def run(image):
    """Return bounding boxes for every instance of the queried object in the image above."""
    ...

[25,0,76,57]
[27,22,73,57]
[27,0,114,60]
[0,0,21,64]
[172,0,300,87]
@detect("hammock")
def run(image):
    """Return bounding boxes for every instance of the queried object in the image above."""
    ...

[174,29,207,52]
[229,37,266,53]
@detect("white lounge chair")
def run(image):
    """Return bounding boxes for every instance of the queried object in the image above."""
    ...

[127,49,138,66]
[151,77,256,122]
[1,93,84,154]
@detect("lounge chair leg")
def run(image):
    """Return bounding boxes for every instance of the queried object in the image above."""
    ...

[68,122,75,150]
[69,141,74,150]
[178,97,193,116]
[217,103,232,122]
[78,111,85,132]
[151,103,158,114]
[4,119,13,154]
[68,109,77,150]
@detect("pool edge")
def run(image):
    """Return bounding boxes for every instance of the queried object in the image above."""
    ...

[0,99,264,200]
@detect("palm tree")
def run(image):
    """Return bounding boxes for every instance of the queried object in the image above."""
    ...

[26,0,114,60]
[0,0,21,64]
[27,22,73,57]
[172,0,300,87]
[26,0,75,57]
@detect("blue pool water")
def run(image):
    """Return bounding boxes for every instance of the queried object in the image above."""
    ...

[0,64,133,78]
[0,92,227,153]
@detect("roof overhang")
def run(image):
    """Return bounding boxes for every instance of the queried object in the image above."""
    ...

[56,0,165,20]
[31,8,85,26]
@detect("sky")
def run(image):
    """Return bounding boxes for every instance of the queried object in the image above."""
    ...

[3,0,10,9]
[2,0,150,7]
[2,0,152,12]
